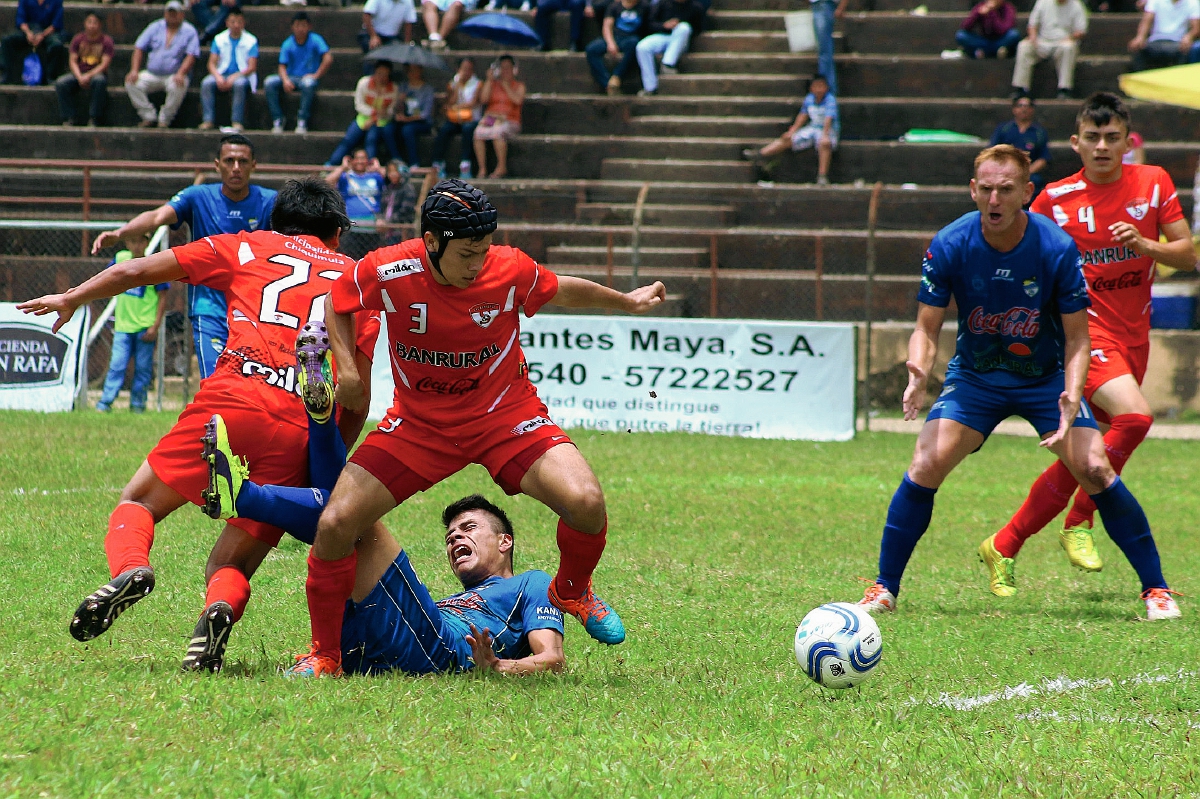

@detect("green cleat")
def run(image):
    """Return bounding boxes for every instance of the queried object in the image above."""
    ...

[978,534,1017,597]
[295,321,334,425]
[200,414,248,520]
[1059,525,1103,572]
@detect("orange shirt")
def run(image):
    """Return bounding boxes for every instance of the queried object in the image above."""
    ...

[484,81,523,126]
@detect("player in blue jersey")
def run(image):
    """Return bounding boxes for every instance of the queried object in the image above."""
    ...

[855,144,1180,621]
[92,133,277,378]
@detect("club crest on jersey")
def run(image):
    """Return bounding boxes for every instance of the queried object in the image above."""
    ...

[1125,197,1150,221]
[470,302,501,328]
[1023,279,1039,297]
[376,258,424,282]
[512,415,554,436]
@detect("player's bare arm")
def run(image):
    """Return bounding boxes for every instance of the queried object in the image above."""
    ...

[903,303,945,421]
[467,624,565,675]
[18,250,186,333]
[1041,308,1090,450]
[324,294,368,414]
[92,204,181,254]
[550,275,667,314]
[1108,218,1198,272]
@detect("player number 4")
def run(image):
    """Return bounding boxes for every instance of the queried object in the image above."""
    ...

[1077,205,1096,233]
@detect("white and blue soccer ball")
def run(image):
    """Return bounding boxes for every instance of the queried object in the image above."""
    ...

[794,602,883,689]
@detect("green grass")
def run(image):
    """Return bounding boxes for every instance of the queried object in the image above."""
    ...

[2,410,1200,797]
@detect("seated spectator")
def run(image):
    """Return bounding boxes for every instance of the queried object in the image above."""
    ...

[1128,0,1200,70]
[535,0,586,51]
[96,234,170,414]
[956,0,1020,58]
[1011,0,1087,100]
[359,0,416,70]
[381,159,419,244]
[432,58,482,179]
[474,55,525,179]
[326,148,386,258]
[989,95,1050,198]
[190,0,238,47]
[742,73,838,186]
[1123,130,1147,164]
[586,0,649,95]
[635,0,701,96]
[56,12,113,126]
[1,0,66,85]
[388,63,435,166]
[265,12,332,134]
[421,0,474,50]
[199,8,257,132]
[325,61,397,166]
[126,2,201,128]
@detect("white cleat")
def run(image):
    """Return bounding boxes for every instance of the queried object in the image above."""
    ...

[858,582,897,614]
[1143,588,1182,621]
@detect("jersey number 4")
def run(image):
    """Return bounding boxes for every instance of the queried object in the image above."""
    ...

[1077,205,1096,233]
[259,254,342,329]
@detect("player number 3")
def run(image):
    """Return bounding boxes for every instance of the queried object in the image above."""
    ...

[409,303,427,334]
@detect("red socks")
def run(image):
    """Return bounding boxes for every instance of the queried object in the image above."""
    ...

[305,550,357,659]
[205,566,252,622]
[1064,413,1152,529]
[993,460,1077,558]
[553,519,607,600]
[104,502,155,578]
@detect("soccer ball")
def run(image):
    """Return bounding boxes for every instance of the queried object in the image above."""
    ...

[794,602,883,689]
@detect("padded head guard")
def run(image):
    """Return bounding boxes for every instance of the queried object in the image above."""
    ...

[420,179,498,277]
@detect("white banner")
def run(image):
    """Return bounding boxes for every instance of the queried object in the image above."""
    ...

[0,303,90,412]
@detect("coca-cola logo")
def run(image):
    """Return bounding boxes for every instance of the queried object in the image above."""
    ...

[415,376,479,395]
[966,307,1041,339]
[1091,270,1142,292]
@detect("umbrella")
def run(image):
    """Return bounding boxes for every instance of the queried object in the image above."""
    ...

[458,13,542,49]
[1119,63,1200,111]
[364,41,449,71]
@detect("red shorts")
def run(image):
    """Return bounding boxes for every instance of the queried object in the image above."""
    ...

[1084,332,1150,425]
[147,403,310,546]
[349,396,573,504]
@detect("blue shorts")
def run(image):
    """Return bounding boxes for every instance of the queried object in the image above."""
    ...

[926,370,1099,442]
[191,313,228,379]
[340,551,472,675]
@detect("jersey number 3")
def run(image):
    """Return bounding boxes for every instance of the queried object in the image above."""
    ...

[259,253,341,329]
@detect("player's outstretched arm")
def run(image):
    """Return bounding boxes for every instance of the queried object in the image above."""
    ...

[91,204,180,255]
[1109,218,1198,272]
[324,295,368,414]
[17,250,186,333]
[902,303,945,421]
[466,624,565,676]
[1041,308,1090,449]
[549,275,667,314]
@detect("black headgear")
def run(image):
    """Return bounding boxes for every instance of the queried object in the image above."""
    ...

[420,179,498,276]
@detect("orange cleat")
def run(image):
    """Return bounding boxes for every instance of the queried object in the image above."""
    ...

[285,648,343,678]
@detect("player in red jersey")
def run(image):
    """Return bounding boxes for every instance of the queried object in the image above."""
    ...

[978,93,1197,605]
[287,179,668,676]
[19,178,382,669]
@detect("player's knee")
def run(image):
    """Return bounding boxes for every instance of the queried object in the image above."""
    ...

[560,483,607,533]
[314,501,360,546]
[1081,459,1114,494]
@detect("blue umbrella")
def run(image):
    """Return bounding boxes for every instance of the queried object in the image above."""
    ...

[458,13,542,49]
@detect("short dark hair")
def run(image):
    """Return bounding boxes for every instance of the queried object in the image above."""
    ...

[442,495,515,549]
[498,54,515,65]
[350,147,369,159]
[811,73,829,85]
[270,178,352,242]
[217,133,255,160]
[1077,92,1131,134]
[292,10,310,22]
[84,11,101,23]
[225,5,244,17]
[1012,95,1034,107]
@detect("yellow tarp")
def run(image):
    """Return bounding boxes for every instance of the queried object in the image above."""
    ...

[1118,63,1200,111]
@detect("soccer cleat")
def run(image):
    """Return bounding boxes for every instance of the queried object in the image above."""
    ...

[1142,588,1182,621]
[201,414,248,521]
[181,601,235,673]
[548,579,626,645]
[285,648,343,677]
[1059,525,1103,572]
[978,534,1017,597]
[69,566,155,641]
[295,321,334,425]
[857,582,897,614]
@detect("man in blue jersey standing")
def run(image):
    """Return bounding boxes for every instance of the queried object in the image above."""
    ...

[855,143,1180,621]
[92,133,277,378]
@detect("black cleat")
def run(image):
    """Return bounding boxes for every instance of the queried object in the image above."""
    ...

[181,601,235,673]
[69,566,155,642]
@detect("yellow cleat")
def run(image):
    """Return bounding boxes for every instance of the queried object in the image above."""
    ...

[1059,525,1103,572]
[978,534,1017,597]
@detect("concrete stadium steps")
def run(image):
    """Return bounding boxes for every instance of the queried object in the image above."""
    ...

[632,115,789,138]
[654,73,808,97]
[691,31,791,53]
[836,54,1127,98]
[547,244,711,268]
[600,158,755,183]
[840,12,1140,54]
[575,202,738,226]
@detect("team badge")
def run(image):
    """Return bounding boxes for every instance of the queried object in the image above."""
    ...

[1125,197,1150,221]
[470,302,501,328]
[971,277,986,292]
[1023,279,1038,297]
[249,218,259,231]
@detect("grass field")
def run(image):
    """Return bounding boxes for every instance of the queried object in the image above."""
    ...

[2,410,1200,797]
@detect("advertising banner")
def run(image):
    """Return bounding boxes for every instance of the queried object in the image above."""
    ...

[0,303,90,412]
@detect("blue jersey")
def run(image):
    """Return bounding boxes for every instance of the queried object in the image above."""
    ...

[436,570,564,660]
[919,211,1090,387]
[168,183,278,319]
[337,172,385,222]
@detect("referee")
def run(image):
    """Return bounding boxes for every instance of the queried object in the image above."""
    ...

[94,134,277,378]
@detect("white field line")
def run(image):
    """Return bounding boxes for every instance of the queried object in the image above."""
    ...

[1016,708,1200,729]
[908,669,1198,712]
[10,486,123,497]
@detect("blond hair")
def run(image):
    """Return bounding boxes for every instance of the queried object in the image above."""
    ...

[973,144,1031,184]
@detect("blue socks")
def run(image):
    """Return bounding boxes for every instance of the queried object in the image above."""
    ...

[1089,476,1166,592]
[307,411,347,493]
[235,483,328,545]
[876,474,938,596]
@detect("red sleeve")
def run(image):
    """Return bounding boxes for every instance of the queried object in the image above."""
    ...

[519,252,560,318]
[173,234,238,292]
[331,253,386,314]
[1029,190,1053,220]
[1155,169,1184,226]
[354,310,382,360]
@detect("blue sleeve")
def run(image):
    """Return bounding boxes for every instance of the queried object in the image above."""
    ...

[917,235,954,308]
[260,191,277,230]
[185,24,201,58]
[15,0,26,28]
[1031,128,1050,164]
[134,22,153,52]
[419,85,435,122]
[314,33,330,55]
[1052,242,1090,315]
[247,40,259,58]
[155,283,172,292]
[521,572,565,635]
[988,123,1003,147]
[279,38,293,66]
[52,0,64,33]
[168,186,196,229]
[825,96,839,123]
[337,174,349,194]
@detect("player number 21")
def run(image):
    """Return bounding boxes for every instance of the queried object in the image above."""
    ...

[1077,205,1096,233]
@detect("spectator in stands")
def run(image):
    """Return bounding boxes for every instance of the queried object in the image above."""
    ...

[1128,0,1200,70]
[635,0,701,96]
[326,147,386,258]
[809,0,848,96]
[199,8,257,132]
[536,0,587,51]
[190,0,238,47]
[359,0,416,68]
[421,0,473,51]
[1124,131,1147,164]
[1,0,66,85]
[989,95,1050,198]
[388,63,435,166]
[432,58,482,179]
[55,12,113,126]
[325,60,397,166]
[586,0,649,95]
[956,0,1020,58]
[473,55,525,179]
[1011,0,1087,100]
[742,73,838,186]
[265,12,332,135]
[126,1,201,129]
[96,234,170,415]
[381,159,419,244]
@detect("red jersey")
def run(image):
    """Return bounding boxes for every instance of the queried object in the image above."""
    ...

[330,239,559,423]
[174,230,381,427]
[1031,164,1184,345]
